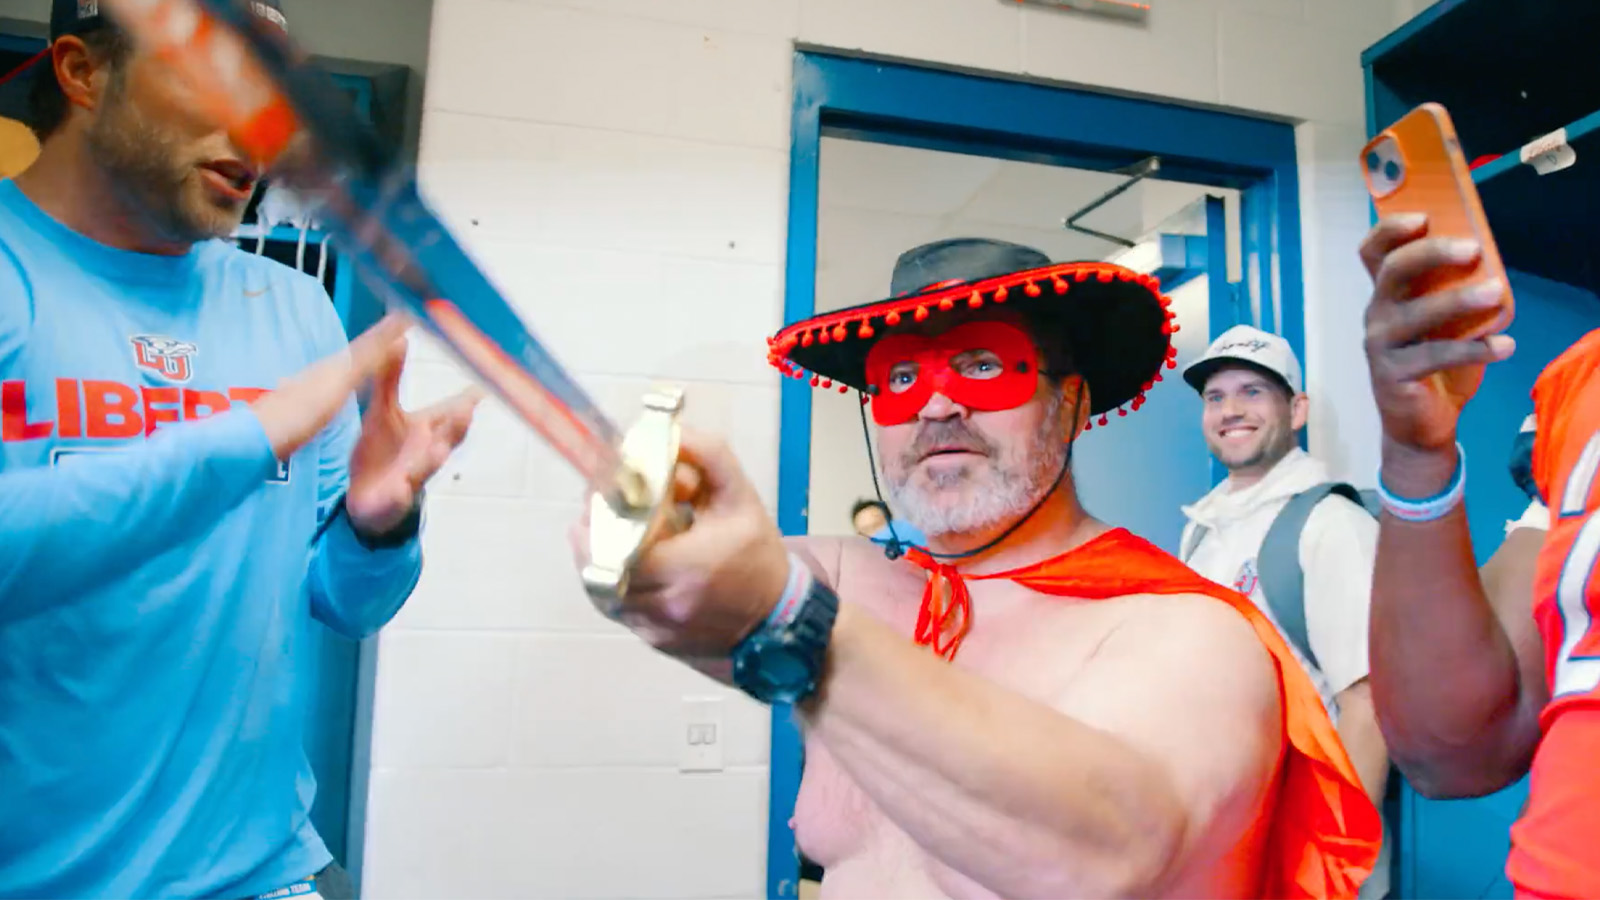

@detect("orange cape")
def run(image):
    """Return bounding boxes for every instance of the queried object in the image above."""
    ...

[905,528,1382,899]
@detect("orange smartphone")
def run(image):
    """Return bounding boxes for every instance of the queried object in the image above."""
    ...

[1359,102,1512,338]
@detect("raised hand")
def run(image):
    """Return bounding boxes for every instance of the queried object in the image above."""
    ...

[251,314,410,462]
[1359,213,1515,456]
[344,332,481,537]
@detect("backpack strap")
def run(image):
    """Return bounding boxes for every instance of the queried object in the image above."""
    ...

[1180,521,1209,564]
[1256,482,1366,672]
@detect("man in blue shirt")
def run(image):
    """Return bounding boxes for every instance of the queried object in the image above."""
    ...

[0,2,477,896]
[850,498,927,550]
[871,519,927,550]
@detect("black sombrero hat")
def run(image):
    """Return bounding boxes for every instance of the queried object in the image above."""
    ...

[767,238,1180,428]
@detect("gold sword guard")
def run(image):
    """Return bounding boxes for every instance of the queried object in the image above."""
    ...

[581,386,690,611]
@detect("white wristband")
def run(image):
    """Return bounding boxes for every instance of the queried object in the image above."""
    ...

[765,553,814,629]
[1377,442,1467,522]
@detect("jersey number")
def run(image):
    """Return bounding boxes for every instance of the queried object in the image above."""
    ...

[1555,433,1600,697]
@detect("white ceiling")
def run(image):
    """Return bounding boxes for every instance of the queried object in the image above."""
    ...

[815,137,1230,313]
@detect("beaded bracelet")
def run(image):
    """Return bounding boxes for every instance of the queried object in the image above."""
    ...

[1377,442,1467,522]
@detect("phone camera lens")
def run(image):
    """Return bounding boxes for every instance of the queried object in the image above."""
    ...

[1366,152,1381,171]
[1384,160,1401,181]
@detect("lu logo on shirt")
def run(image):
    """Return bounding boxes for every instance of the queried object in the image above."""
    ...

[2,333,290,482]
[1233,558,1259,596]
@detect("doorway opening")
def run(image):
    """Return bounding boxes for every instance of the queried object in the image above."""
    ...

[770,49,1305,900]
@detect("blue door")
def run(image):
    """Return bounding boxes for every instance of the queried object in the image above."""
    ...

[1075,194,1236,550]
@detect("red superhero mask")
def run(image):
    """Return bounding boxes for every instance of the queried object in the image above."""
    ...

[864,321,1040,426]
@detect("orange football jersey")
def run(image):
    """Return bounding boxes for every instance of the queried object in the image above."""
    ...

[1507,327,1600,898]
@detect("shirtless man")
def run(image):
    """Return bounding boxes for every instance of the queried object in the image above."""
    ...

[573,239,1380,897]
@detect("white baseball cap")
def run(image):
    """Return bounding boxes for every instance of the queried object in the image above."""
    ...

[1182,324,1303,395]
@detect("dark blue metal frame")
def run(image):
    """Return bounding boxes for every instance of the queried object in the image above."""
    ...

[1358,0,1468,69]
[0,31,44,55]
[772,49,1304,899]
[1204,197,1234,335]
[1471,108,1600,185]
[1202,195,1243,479]
[1362,4,1600,893]
[1151,233,1208,291]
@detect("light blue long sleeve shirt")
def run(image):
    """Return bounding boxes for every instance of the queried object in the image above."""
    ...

[0,179,422,898]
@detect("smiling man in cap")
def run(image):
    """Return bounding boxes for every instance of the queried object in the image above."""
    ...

[0,2,477,897]
[1178,324,1393,897]
[572,239,1381,897]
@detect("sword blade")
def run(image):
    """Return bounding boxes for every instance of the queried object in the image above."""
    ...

[101,0,628,491]
[326,172,627,487]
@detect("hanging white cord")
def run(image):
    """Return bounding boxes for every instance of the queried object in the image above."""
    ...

[254,181,295,255]
[316,234,332,285]
[295,218,310,272]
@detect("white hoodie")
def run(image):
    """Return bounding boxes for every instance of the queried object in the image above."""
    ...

[1181,447,1391,899]
[1179,447,1379,720]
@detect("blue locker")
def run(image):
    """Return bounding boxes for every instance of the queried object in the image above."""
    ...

[1363,1,1600,895]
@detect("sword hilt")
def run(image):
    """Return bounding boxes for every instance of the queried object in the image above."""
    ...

[581,386,694,611]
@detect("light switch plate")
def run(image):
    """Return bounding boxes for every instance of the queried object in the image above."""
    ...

[680,697,725,773]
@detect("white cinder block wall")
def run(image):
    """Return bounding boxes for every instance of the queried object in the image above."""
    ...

[370,1,1411,897]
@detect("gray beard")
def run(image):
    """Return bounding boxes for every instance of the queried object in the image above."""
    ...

[882,394,1066,539]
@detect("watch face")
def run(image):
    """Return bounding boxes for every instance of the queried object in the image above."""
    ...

[737,640,816,703]
[765,647,811,686]
[732,584,836,705]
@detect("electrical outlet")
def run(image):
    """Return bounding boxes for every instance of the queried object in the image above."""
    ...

[680,697,725,773]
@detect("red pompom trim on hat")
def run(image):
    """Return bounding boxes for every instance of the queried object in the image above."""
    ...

[765,261,1175,434]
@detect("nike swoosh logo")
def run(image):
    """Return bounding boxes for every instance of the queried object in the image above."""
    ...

[244,287,268,298]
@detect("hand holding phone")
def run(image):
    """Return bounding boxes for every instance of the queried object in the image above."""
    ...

[1360,102,1513,339]
[1358,103,1518,457]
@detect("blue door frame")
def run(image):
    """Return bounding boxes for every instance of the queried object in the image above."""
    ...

[771,50,1305,899]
